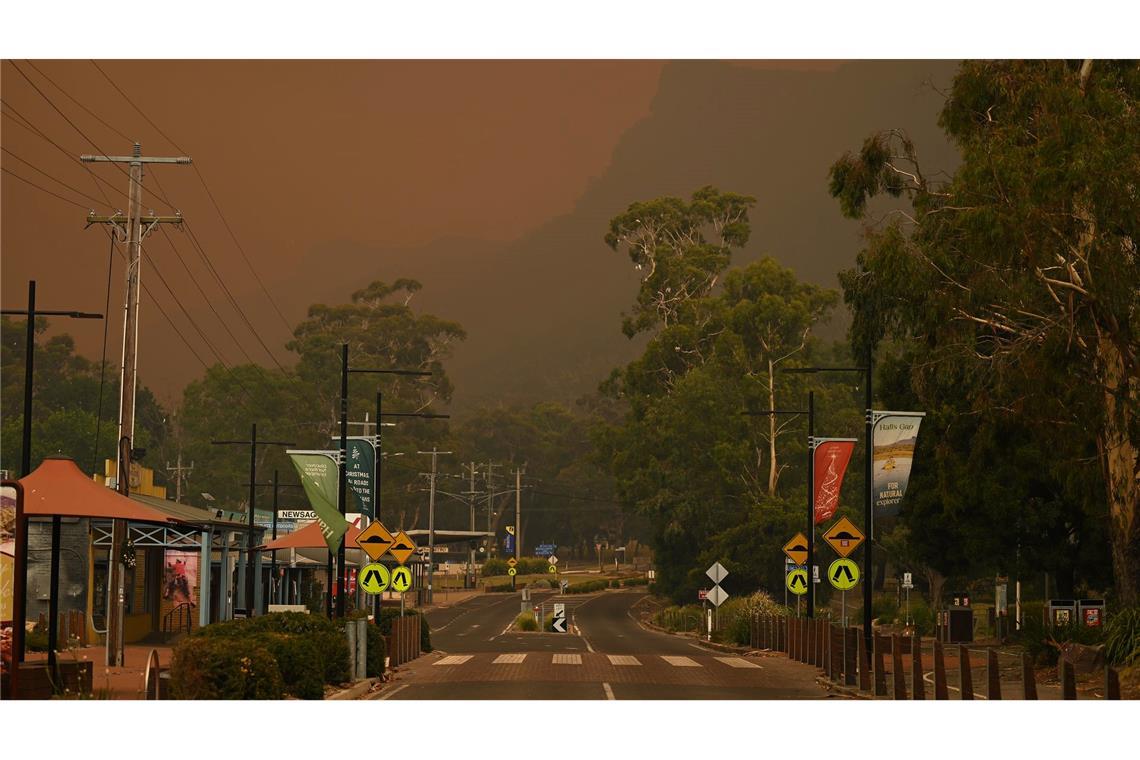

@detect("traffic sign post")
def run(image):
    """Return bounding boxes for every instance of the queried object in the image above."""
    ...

[552,603,567,633]
[548,554,559,574]
[903,572,914,627]
[783,534,809,565]
[356,521,395,562]
[359,563,391,595]
[705,563,729,631]
[823,516,865,558]
[786,567,809,599]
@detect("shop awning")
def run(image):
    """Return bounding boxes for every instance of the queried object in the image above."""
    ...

[261,516,362,551]
[19,457,176,524]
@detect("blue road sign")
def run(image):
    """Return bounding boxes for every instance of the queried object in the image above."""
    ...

[535,543,557,557]
[504,534,515,554]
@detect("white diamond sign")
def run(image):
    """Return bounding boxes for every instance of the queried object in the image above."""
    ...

[705,585,729,607]
[706,562,728,584]
[548,554,559,566]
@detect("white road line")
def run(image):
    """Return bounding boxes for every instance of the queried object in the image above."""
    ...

[714,656,762,669]
[375,684,408,700]
[607,655,641,666]
[603,682,615,700]
[493,653,527,664]
[922,670,988,700]
[661,656,700,667]
[553,654,582,665]
[434,655,473,666]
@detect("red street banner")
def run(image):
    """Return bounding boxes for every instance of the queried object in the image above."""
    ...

[813,439,856,524]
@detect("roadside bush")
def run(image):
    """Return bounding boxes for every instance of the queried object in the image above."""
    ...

[515,613,537,632]
[1105,607,1140,667]
[908,597,935,636]
[530,579,552,590]
[653,604,704,633]
[25,624,48,652]
[483,559,509,576]
[622,577,649,587]
[250,632,324,699]
[871,595,900,626]
[485,581,515,592]
[374,607,431,653]
[713,592,783,646]
[1020,615,1106,667]
[194,612,350,686]
[170,636,284,699]
[567,580,609,594]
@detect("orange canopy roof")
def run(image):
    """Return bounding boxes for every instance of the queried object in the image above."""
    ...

[262,516,361,550]
[19,457,176,524]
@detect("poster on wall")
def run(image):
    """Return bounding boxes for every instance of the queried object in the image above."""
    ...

[163,550,199,606]
[872,411,926,518]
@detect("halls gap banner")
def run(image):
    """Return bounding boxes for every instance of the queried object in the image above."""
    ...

[288,450,350,552]
[871,412,926,518]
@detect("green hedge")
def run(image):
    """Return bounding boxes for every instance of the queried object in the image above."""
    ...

[170,636,285,699]
[622,577,649,587]
[179,612,351,698]
[482,557,552,576]
[515,613,537,631]
[567,580,609,594]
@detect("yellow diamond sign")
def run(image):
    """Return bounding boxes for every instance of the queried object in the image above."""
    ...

[782,533,809,565]
[507,557,518,568]
[389,530,417,565]
[355,521,394,561]
[823,517,865,558]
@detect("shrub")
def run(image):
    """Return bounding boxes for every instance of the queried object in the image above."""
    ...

[25,624,48,652]
[483,559,509,576]
[1104,607,1140,667]
[170,636,284,699]
[908,596,935,636]
[250,632,324,699]
[515,613,537,632]
[871,595,900,626]
[530,579,552,590]
[194,612,350,687]
[567,580,609,594]
[622,577,649,587]
[1019,615,1107,667]
[485,581,516,592]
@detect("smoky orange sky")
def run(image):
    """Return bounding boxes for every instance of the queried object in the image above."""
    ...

[1,59,955,411]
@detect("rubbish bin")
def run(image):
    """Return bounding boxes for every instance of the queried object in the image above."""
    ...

[1078,599,1106,628]
[1048,599,1077,628]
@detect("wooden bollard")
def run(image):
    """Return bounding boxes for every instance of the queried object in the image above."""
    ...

[858,631,871,691]
[833,627,844,682]
[1061,659,1076,700]
[1022,654,1038,700]
[959,645,974,700]
[933,640,949,700]
[817,620,826,668]
[1106,667,1120,700]
[845,627,858,687]
[912,635,925,700]
[873,635,888,696]
[892,634,908,699]
[987,649,1002,700]
[808,619,816,665]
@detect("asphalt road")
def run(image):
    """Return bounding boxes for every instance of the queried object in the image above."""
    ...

[378,590,834,700]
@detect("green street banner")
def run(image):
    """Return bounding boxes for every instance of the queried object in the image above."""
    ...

[342,437,376,518]
[288,450,349,553]
[871,412,926,518]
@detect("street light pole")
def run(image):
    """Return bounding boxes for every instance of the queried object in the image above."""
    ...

[3,280,102,677]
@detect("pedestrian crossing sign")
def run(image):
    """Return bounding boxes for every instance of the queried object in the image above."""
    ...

[359,563,391,594]
[828,558,860,590]
[786,567,808,596]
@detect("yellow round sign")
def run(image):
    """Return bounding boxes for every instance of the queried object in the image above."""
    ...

[507,567,517,576]
[390,565,412,593]
[828,558,860,590]
[359,563,391,595]
[548,565,557,574]
[786,568,808,596]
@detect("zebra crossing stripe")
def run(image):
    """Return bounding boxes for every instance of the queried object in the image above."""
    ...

[661,656,700,667]
[493,653,527,664]
[434,655,473,666]
[552,654,582,665]
[607,655,641,666]
[714,656,762,668]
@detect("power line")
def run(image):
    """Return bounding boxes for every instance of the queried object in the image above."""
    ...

[8,60,176,210]
[1,146,107,207]
[1,167,90,209]
[2,100,127,206]
[23,60,134,144]
[90,59,295,334]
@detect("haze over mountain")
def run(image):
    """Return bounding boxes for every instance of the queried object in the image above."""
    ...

[289,60,960,411]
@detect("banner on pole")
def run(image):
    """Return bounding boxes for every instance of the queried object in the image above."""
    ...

[288,451,350,553]
[344,438,375,519]
[813,438,856,524]
[871,412,925,517]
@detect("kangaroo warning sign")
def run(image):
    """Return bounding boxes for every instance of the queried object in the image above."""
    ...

[822,517,865,558]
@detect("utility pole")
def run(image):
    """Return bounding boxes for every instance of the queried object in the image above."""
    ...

[466,461,478,588]
[418,448,452,605]
[82,142,190,667]
[2,281,101,678]
[484,462,497,555]
[512,466,523,591]
[166,450,194,503]
[212,425,294,616]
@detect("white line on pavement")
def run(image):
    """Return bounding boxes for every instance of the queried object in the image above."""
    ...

[375,684,408,700]
[603,682,615,700]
